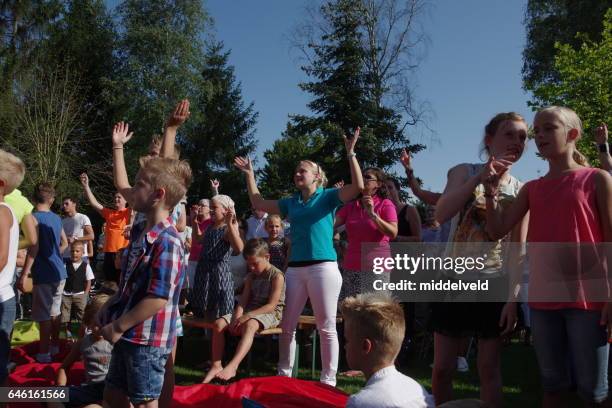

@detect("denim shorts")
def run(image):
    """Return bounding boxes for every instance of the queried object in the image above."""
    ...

[105,340,171,404]
[531,308,609,403]
[0,297,16,383]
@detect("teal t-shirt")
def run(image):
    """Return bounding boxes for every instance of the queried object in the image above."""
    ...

[278,187,342,262]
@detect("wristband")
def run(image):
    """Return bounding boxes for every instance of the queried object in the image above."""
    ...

[347,151,356,158]
[599,143,609,153]
[113,146,124,150]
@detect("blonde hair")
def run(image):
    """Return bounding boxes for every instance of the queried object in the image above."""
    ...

[299,160,328,187]
[211,194,235,211]
[0,150,25,195]
[265,214,283,227]
[341,292,405,361]
[535,106,589,166]
[82,293,111,328]
[139,157,192,209]
[479,112,527,159]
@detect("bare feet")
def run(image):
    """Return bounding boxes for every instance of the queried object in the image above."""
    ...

[340,370,364,378]
[215,365,238,382]
[202,364,223,383]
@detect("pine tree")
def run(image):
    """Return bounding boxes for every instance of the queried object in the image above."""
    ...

[184,41,258,211]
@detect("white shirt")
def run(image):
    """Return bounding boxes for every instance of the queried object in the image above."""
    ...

[245,215,269,241]
[0,203,18,302]
[63,262,95,296]
[346,366,435,408]
[62,213,92,258]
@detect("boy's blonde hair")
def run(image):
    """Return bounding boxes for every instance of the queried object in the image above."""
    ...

[535,106,589,166]
[0,150,25,195]
[82,293,111,328]
[265,214,283,227]
[341,292,405,361]
[140,157,192,209]
[298,160,328,187]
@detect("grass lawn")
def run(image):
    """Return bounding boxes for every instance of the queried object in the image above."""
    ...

[174,329,582,408]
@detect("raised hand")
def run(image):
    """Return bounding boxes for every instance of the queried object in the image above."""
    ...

[224,207,237,225]
[334,180,345,189]
[595,123,609,145]
[166,99,191,128]
[112,122,134,147]
[400,149,412,170]
[343,126,360,153]
[79,173,89,187]
[234,156,254,175]
[210,178,220,190]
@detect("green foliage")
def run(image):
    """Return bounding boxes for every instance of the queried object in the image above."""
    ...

[183,41,258,212]
[530,8,612,165]
[261,0,424,195]
[522,0,610,93]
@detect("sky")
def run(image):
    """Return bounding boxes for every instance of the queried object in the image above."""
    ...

[107,0,549,195]
[204,0,548,195]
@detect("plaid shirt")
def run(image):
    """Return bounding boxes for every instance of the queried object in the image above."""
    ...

[108,218,185,348]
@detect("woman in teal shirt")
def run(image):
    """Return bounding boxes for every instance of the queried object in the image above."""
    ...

[234,128,363,386]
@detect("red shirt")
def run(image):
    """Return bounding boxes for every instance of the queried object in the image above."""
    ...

[189,219,212,261]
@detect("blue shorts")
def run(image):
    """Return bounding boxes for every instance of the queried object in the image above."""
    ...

[105,340,170,404]
[531,308,609,403]
[66,382,105,408]
[0,297,16,384]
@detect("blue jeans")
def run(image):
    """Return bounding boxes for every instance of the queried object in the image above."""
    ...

[531,308,609,403]
[105,340,170,404]
[0,297,16,383]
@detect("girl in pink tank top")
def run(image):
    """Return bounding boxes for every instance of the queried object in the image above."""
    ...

[484,106,612,407]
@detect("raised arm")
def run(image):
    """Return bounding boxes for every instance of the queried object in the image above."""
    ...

[79,173,104,214]
[338,127,364,203]
[111,122,134,203]
[595,123,612,173]
[400,149,441,206]
[234,156,280,214]
[161,99,190,159]
[224,208,245,254]
[210,179,220,196]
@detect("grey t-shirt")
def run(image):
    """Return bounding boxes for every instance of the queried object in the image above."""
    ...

[80,334,113,384]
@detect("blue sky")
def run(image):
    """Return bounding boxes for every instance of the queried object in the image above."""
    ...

[204,0,548,195]
[107,0,548,195]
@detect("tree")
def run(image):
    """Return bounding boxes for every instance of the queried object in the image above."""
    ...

[4,66,87,199]
[530,8,612,165]
[522,0,610,94]
[261,0,426,193]
[110,0,212,160]
[183,41,258,211]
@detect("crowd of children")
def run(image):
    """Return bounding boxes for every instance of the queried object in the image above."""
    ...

[0,101,610,408]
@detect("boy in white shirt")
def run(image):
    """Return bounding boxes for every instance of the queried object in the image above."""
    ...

[341,292,435,408]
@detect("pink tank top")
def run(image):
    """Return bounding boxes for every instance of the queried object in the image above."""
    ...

[527,167,607,310]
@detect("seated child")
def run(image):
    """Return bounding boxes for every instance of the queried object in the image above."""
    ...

[341,292,435,408]
[61,241,94,338]
[52,294,112,408]
[203,238,285,383]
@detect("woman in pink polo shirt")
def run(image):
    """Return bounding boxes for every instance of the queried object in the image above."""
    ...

[335,167,398,299]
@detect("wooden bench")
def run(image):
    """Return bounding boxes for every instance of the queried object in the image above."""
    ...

[180,314,342,379]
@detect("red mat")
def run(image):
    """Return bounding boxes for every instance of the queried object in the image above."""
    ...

[8,341,348,408]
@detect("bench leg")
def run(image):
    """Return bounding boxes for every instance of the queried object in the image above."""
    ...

[311,329,317,379]
[292,330,301,378]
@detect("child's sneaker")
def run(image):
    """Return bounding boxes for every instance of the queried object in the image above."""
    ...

[456,356,469,372]
[35,353,52,363]
[49,345,60,356]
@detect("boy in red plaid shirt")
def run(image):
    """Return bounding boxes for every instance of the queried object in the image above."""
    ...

[98,150,192,408]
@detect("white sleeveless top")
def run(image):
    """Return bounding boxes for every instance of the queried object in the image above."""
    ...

[0,203,18,302]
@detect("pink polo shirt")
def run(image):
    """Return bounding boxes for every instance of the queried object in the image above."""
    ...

[337,196,397,271]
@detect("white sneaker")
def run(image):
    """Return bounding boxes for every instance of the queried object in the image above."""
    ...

[456,356,469,372]
[49,345,60,356]
[35,353,51,363]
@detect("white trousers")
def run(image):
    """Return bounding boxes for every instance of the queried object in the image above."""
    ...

[277,262,342,386]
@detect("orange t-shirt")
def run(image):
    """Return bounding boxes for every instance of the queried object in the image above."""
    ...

[102,208,131,252]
